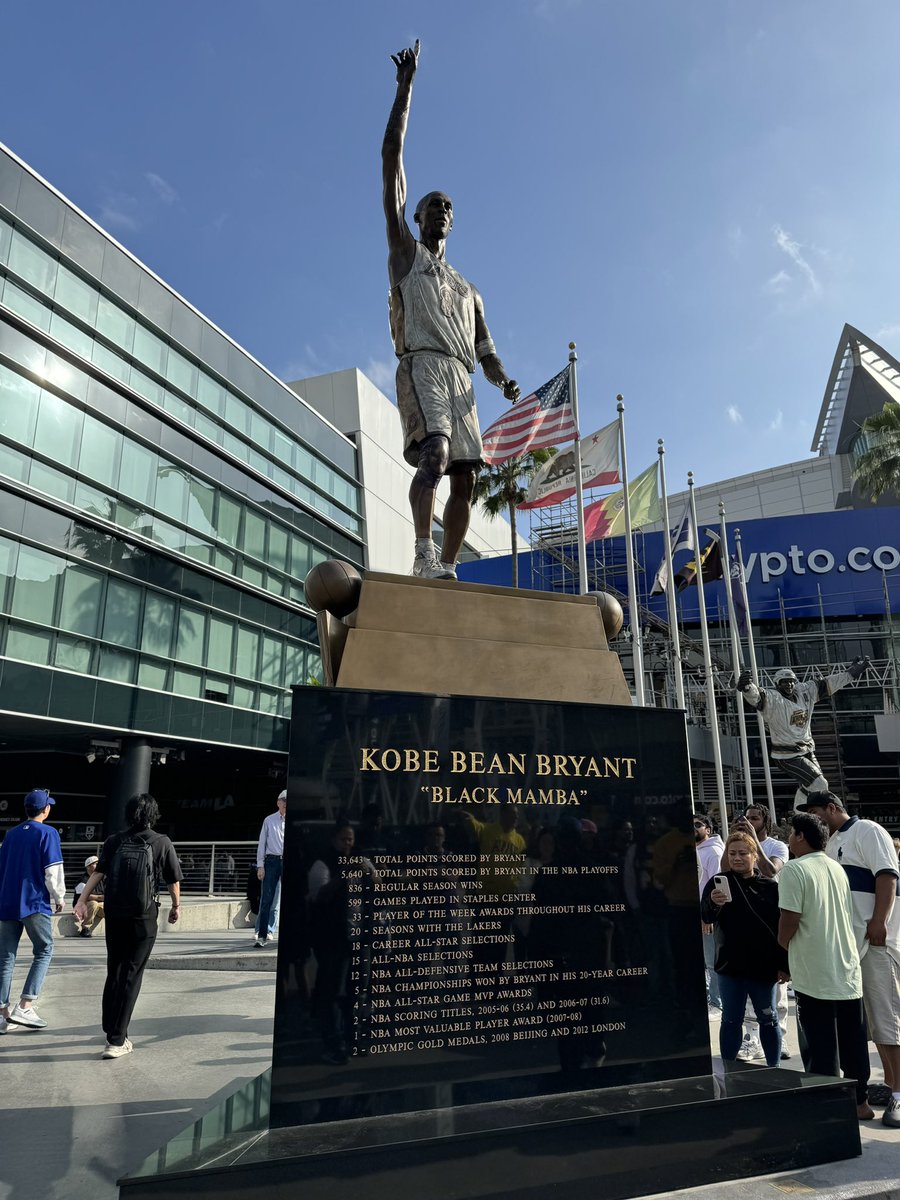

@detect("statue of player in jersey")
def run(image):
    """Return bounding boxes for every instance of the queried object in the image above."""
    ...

[736,658,870,806]
[383,41,520,581]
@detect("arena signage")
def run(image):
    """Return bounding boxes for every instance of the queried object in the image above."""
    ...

[460,505,900,622]
[744,540,900,583]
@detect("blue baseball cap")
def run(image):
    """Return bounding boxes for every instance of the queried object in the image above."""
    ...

[24,788,55,809]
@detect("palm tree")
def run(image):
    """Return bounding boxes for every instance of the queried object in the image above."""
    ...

[853,402,900,501]
[473,448,555,588]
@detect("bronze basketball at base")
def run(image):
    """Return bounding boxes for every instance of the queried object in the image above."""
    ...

[304,560,363,618]
[590,591,624,640]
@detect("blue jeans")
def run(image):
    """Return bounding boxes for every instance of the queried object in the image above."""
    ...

[256,856,283,938]
[703,929,721,1008]
[0,914,54,1007]
[717,972,782,1066]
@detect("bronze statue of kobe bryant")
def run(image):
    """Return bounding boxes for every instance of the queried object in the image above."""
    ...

[382,40,520,582]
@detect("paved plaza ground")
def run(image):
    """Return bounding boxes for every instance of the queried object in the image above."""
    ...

[0,929,896,1200]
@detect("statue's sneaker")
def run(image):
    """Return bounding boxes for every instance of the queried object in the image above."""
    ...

[412,551,455,580]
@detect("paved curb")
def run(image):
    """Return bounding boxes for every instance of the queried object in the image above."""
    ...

[147,953,276,971]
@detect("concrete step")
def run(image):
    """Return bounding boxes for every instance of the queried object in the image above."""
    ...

[54,898,256,937]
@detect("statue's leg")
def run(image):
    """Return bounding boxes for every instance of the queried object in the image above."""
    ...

[409,434,449,536]
[409,435,455,579]
[775,751,827,800]
[441,466,477,567]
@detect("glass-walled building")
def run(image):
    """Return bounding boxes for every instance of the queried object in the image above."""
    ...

[0,144,364,836]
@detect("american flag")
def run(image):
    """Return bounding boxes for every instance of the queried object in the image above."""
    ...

[481,368,577,465]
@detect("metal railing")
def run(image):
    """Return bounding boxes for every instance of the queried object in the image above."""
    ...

[60,840,257,898]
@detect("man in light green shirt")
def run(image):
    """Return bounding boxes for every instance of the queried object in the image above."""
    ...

[778,812,872,1120]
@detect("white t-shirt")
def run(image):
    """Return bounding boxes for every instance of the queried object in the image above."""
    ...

[761,836,789,865]
[825,816,900,963]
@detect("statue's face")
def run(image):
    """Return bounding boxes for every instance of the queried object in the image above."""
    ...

[776,676,797,700]
[416,192,453,240]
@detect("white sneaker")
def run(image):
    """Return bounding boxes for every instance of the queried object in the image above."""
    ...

[707,1004,722,1020]
[412,551,455,580]
[438,562,458,581]
[0,1015,8,1034]
[736,1034,763,1061]
[8,1003,47,1028]
[102,1038,133,1059]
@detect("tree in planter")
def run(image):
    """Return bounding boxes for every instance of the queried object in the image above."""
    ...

[473,448,555,588]
[853,401,900,501]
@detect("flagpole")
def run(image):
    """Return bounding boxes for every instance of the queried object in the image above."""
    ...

[718,503,753,806]
[618,395,646,705]
[657,440,686,711]
[687,472,728,833]
[734,527,776,825]
[568,344,588,596]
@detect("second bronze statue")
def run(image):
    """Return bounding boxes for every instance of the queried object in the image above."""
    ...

[382,40,520,581]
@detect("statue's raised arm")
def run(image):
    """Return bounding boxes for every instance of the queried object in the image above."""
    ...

[382,41,419,286]
[380,39,518,583]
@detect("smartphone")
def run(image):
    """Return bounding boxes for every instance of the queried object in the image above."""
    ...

[713,874,732,901]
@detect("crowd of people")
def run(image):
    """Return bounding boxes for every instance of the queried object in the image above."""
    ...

[696,795,899,1128]
[0,789,181,1058]
[1,780,897,1130]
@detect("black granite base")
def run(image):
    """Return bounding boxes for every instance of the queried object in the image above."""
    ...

[119,1065,861,1199]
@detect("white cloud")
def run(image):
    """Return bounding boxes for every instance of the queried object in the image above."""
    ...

[98,193,141,231]
[769,410,784,432]
[363,357,396,392]
[765,269,791,294]
[875,323,900,345]
[145,172,178,205]
[773,225,821,296]
[726,405,743,424]
[534,0,582,19]
[279,343,329,382]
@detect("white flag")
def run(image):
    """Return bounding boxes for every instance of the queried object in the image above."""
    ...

[518,420,619,510]
[650,505,694,595]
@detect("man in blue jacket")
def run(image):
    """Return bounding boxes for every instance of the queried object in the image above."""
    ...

[0,789,66,1032]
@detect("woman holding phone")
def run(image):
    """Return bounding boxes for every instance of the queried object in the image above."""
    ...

[700,831,788,1067]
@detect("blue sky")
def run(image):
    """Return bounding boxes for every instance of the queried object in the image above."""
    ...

[5,1,900,496]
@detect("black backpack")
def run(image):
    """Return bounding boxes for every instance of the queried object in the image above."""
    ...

[104,834,156,917]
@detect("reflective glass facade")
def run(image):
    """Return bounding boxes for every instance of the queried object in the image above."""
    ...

[0,145,364,755]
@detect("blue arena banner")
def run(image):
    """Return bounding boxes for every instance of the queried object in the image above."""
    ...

[458,506,900,623]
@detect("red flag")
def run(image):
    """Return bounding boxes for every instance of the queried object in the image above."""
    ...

[482,368,576,464]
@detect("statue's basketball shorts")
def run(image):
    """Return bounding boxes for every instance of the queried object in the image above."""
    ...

[396,352,483,471]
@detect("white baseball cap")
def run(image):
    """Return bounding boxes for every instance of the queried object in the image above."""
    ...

[277,789,287,801]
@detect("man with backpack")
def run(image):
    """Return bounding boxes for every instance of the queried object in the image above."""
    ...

[75,793,182,1059]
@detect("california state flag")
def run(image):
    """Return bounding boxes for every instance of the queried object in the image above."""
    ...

[583,462,661,542]
[518,420,620,510]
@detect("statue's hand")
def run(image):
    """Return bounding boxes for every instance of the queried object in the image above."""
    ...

[847,655,870,680]
[736,669,752,692]
[390,40,420,85]
[502,379,520,403]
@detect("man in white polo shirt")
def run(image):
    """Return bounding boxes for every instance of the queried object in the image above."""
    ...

[801,791,900,1129]
[254,790,286,948]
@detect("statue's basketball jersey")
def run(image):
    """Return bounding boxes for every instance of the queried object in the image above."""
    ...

[390,242,477,371]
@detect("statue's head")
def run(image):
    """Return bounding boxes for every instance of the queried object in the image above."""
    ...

[414,191,453,240]
[774,667,798,700]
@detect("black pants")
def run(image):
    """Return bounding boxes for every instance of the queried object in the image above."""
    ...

[102,913,158,1046]
[795,990,870,1104]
